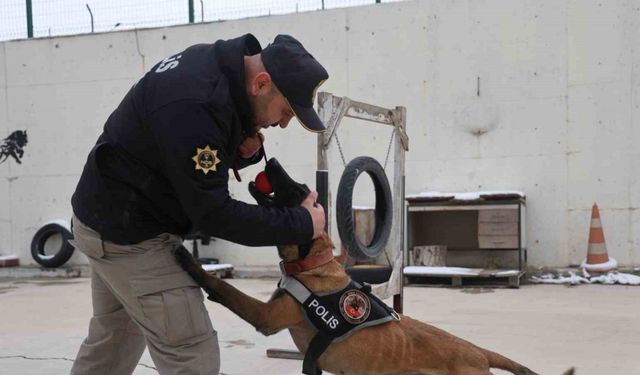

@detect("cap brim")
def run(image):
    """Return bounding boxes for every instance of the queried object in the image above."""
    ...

[288,101,326,133]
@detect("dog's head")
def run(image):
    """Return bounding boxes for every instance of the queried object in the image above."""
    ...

[249,158,333,262]
[249,158,310,209]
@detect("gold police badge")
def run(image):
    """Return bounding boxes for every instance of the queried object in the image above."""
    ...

[192,145,220,175]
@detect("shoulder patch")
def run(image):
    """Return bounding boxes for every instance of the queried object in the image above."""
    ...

[192,145,221,175]
[339,289,371,324]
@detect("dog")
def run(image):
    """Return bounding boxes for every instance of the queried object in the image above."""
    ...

[175,158,574,375]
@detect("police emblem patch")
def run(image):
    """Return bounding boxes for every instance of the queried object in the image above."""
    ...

[339,289,371,324]
[192,145,220,175]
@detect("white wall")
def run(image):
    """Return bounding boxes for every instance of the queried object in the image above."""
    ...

[0,0,638,268]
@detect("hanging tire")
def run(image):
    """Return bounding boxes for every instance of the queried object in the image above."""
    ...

[336,156,393,260]
[31,220,75,268]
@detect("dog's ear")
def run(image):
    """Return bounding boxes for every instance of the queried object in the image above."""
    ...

[277,244,301,262]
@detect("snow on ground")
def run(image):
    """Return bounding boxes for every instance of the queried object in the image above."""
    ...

[404,266,480,276]
[202,264,234,272]
[590,272,640,285]
[580,258,618,272]
[406,190,525,201]
[531,271,640,285]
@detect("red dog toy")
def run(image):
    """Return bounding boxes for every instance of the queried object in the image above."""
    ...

[254,171,273,194]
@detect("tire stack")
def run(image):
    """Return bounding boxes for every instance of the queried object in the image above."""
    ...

[31,220,75,268]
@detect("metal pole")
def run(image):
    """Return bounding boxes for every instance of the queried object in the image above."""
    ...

[188,0,195,23]
[316,171,328,232]
[199,0,204,22]
[317,92,332,234]
[26,0,33,38]
[86,4,94,33]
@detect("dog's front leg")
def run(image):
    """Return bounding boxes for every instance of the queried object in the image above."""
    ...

[205,278,302,336]
[175,246,302,336]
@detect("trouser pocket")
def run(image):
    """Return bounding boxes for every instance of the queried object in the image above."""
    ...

[136,286,214,345]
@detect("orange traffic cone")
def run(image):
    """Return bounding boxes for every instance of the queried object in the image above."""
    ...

[581,203,617,272]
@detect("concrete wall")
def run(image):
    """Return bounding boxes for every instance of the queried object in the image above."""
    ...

[0,0,638,268]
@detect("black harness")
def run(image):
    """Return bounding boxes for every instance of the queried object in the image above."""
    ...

[279,275,399,375]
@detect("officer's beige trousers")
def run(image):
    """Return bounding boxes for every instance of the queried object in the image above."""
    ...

[69,216,220,375]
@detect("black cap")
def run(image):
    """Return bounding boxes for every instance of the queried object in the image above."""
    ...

[261,35,329,132]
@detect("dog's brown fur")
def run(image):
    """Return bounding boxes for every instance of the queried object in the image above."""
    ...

[177,234,574,375]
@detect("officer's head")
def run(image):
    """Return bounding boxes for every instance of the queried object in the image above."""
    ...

[246,35,329,133]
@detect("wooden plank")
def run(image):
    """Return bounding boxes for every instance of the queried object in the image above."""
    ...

[345,100,395,125]
[266,349,304,360]
[478,209,518,222]
[478,222,518,235]
[508,275,520,288]
[478,235,519,249]
[408,204,519,212]
[404,266,482,277]
[481,269,521,277]
[405,269,524,288]
[452,277,462,287]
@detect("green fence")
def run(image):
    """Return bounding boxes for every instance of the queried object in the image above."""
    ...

[1,0,396,42]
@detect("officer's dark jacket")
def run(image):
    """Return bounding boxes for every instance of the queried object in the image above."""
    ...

[72,34,313,245]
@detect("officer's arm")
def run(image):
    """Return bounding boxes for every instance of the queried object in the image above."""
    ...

[148,101,313,246]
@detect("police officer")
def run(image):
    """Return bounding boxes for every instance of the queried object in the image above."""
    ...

[69,34,328,374]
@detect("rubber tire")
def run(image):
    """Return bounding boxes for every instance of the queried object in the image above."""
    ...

[336,156,393,260]
[346,265,393,284]
[31,222,75,268]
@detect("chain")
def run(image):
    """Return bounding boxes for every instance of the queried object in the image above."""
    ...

[334,131,347,167]
[334,126,395,169]
[383,127,396,170]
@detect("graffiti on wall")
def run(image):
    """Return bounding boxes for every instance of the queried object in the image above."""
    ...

[0,130,28,165]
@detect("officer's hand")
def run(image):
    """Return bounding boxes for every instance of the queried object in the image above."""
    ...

[301,191,325,239]
[238,132,264,159]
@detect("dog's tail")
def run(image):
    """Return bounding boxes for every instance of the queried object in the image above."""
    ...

[481,348,575,375]
[480,347,537,375]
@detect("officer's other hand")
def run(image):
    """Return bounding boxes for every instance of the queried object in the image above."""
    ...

[238,132,264,159]
[301,191,325,239]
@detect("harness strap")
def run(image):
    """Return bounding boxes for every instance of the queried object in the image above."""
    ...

[278,275,311,303]
[279,275,330,375]
[303,332,331,375]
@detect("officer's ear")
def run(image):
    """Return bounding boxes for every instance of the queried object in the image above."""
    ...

[250,72,274,96]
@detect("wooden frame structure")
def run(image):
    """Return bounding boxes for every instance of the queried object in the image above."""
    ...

[316,92,409,312]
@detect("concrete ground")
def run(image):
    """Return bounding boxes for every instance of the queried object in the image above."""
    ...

[0,277,638,375]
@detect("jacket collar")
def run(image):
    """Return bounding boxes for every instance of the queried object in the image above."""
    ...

[218,34,262,137]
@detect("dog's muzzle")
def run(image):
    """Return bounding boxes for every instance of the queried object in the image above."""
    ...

[249,157,311,208]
